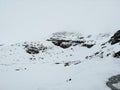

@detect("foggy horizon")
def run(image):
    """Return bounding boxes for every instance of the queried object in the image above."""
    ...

[0,0,120,43]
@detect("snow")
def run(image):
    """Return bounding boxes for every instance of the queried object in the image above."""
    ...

[0,32,120,90]
[113,83,120,89]
[0,0,120,89]
[0,58,119,90]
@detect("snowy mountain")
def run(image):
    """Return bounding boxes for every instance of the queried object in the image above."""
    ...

[0,30,120,90]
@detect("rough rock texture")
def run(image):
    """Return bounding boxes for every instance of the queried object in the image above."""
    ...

[82,43,95,48]
[0,31,120,90]
[51,40,73,49]
[47,32,95,49]
[109,30,120,45]
[26,46,40,54]
[60,42,72,49]
[23,42,47,54]
[106,74,120,90]
[113,51,120,58]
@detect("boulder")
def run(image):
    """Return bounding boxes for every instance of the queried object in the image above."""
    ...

[106,74,120,90]
[109,30,120,45]
[113,51,120,58]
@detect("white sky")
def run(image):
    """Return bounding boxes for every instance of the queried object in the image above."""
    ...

[0,0,120,43]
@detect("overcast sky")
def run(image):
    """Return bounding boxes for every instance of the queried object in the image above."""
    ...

[0,0,120,43]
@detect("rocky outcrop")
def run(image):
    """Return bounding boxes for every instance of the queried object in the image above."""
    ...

[23,42,47,54]
[106,74,120,90]
[47,32,95,49]
[109,30,120,45]
[82,43,95,48]
[25,46,40,54]
[113,51,120,58]
[51,40,73,49]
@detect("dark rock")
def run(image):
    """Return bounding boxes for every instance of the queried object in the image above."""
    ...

[82,44,95,48]
[87,35,92,38]
[64,61,81,67]
[69,78,72,81]
[107,53,111,57]
[79,37,84,39]
[73,40,85,44]
[101,42,107,46]
[60,42,72,49]
[86,51,104,59]
[26,47,39,54]
[29,57,36,60]
[55,62,61,64]
[109,30,120,45]
[49,39,72,49]
[23,42,47,54]
[66,78,72,82]
[49,38,93,49]
[47,32,87,49]
[101,46,107,49]
[15,69,20,71]
[64,62,69,67]
[52,40,62,46]
[106,74,120,90]
[113,51,120,58]
[85,56,89,59]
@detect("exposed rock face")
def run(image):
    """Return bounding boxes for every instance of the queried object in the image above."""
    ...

[51,39,95,49]
[113,51,120,58]
[82,43,95,48]
[51,40,72,49]
[26,46,39,54]
[85,30,120,59]
[0,30,120,90]
[106,74,120,90]
[52,40,62,46]
[47,32,95,49]
[60,42,72,49]
[109,30,120,45]
[23,42,47,54]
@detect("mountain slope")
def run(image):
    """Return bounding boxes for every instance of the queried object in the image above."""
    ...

[0,30,120,90]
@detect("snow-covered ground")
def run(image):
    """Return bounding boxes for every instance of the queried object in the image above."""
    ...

[0,31,120,90]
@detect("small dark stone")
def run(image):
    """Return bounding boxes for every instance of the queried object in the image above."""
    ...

[55,62,61,64]
[101,46,107,49]
[107,53,111,56]
[66,78,72,82]
[85,56,89,59]
[95,52,99,55]
[15,69,20,71]
[64,62,70,67]
[101,42,107,46]
[69,78,72,81]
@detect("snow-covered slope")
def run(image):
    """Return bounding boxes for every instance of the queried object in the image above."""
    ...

[0,30,120,90]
